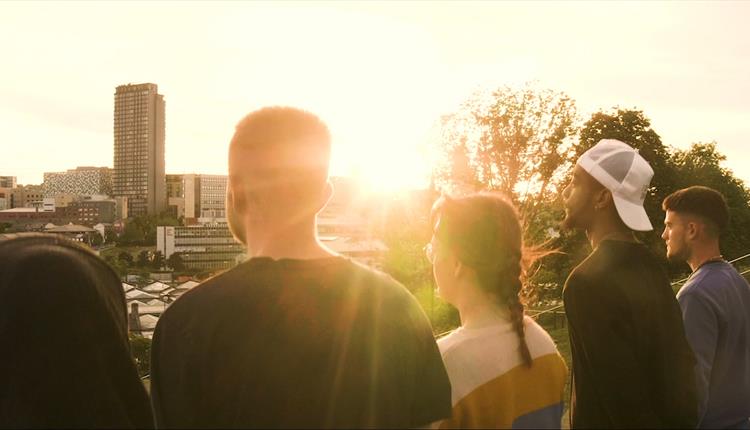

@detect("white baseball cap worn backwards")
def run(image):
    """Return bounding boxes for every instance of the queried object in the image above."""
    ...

[577,139,655,231]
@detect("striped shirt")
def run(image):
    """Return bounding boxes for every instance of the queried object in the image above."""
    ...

[437,316,567,429]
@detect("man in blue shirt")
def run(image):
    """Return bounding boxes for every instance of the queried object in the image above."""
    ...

[662,186,750,429]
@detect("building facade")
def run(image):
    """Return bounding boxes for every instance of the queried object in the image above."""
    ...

[0,188,11,210]
[68,199,116,225]
[43,166,112,197]
[166,173,226,220]
[113,83,166,217]
[199,175,227,219]
[11,185,44,209]
[156,223,244,271]
[0,176,16,189]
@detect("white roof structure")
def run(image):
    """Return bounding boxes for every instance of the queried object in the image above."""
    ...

[142,281,171,293]
[176,280,199,290]
[122,282,135,293]
[138,314,159,331]
[0,207,38,213]
[125,289,158,300]
[146,298,166,307]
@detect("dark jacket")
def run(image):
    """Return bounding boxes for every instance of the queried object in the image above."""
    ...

[563,239,698,429]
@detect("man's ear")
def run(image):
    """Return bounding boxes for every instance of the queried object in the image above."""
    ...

[686,220,700,241]
[594,188,613,211]
[227,179,247,213]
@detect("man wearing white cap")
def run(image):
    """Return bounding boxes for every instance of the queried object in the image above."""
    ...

[560,139,698,428]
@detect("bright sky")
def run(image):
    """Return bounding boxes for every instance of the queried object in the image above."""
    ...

[1,1,749,191]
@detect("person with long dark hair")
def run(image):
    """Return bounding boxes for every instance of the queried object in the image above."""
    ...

[0,234,153,429]
[427,192,567,428]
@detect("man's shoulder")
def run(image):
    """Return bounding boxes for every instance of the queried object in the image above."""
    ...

[680,262,747,298]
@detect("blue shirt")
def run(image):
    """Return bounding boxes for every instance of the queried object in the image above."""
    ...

[677,261,750,429]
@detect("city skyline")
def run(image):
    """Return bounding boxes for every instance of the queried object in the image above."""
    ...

[1,1,749,190]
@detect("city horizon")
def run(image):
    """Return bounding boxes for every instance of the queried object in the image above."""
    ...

[2,2,749,191]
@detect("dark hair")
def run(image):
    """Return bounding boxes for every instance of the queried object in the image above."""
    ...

[431,192,548,367]
[662,186,729,236]
[0,234,153,428]
[229,106,331,206]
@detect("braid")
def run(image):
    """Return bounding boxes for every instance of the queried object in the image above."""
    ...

[502,260,532,368]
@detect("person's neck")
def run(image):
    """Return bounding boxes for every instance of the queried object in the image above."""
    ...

[587,216,636,249]
[246,219,336,261]
[457,292,509,330]
[687,242,723,272]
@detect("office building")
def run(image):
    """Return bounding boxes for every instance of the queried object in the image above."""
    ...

[156,223,244,271]
[113,83,166,217]
[43,166,112,197]
[11,185,44,209]
[199,175,227,219]
[0,176,16,189]
[166,173,226,220]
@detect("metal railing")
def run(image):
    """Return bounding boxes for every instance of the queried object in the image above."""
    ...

[528,252,750,325]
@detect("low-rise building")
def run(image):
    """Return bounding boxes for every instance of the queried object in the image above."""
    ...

[0,176,16,189]
[11,184,44,209]
[156,222,245,271]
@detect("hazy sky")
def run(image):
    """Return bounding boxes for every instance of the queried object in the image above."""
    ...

[1,1,749,190]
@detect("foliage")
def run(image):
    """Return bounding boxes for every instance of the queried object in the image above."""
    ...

[136,250,150,268]
[104,255,128,277]
[151,250,165,270]
[118,251,134,267]
[577,108,677,248]
[90,233,103,247]
[433,83,578,220]
[0,222,12,234]
[379,194,435,292]
[104,227,118,244]
[166,252,186,271]
[129,334,151,378]
[413,286,460,336]
[117,213,180,246]
[670,142,750,260]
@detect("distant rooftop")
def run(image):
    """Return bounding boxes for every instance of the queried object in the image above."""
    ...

[0,207,39,213]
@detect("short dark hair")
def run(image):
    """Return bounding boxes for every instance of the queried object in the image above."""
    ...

[662,186,729,234]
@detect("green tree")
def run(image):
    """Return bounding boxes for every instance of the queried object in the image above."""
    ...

[166,252,186,271]
[117,213,181,246]
[433,83,578,219]
[0,222,12,234]
[90,233,103,247]
[151,250,165,270]
[104,227,118,244]
[129,334,151,378]
[136,250,150,268]
[576,108,678,250]
[118,251,134,267]
[671,142,750,260]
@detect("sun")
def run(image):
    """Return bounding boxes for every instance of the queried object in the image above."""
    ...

[330,134,434,195]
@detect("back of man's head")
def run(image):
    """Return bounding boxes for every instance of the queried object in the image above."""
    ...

[228,107,331,223]
[662,185,729,238]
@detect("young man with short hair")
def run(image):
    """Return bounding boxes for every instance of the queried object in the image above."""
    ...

[560,139,697,428]
[150,107,452,428]
[662,185,750,429]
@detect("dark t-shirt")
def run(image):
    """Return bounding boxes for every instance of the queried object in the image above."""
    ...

[563,240,698,429]
[150,256,452,429]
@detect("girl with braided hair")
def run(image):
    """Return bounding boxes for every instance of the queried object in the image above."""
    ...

[426,192,567,429]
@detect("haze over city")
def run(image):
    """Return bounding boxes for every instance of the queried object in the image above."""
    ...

[1,1,749,190]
